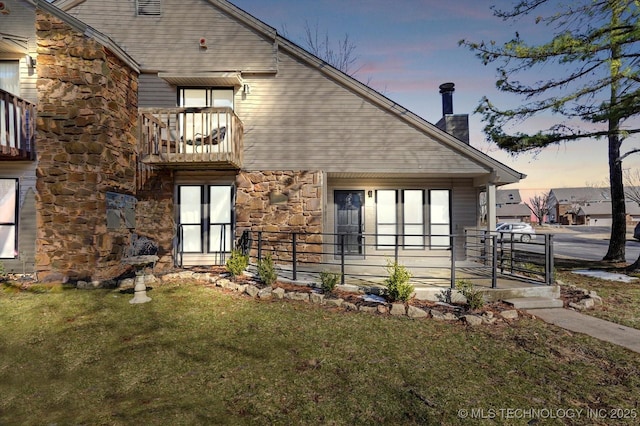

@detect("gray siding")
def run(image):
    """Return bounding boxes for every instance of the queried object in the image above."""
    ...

[240,52,489,175]
[63,0,277,73]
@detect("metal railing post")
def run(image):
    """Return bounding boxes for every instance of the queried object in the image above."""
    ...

[257,231,263,262]
[340,234,346,285]
[395,234,399,264]
[292,232,297,281]
[546,234,555,285]
[491,235,498,289]
[450,236,456,289]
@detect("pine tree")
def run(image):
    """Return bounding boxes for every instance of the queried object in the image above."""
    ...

[461,0,640,263]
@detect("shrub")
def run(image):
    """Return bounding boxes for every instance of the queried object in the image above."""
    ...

[384,260,414,302]
[456,279,485,310]
[319,271,341,294]
[0,261,5,282]
[226,249,249,279]
[257,253,277,286]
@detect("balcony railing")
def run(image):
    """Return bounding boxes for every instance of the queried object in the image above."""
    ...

[138,107,243,169]
[0,89,36,160]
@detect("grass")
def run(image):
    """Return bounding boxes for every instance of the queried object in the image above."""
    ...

[555,258,640,330]
[1,280,640,425]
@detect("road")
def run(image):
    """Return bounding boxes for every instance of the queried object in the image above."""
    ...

[541,226,640,263]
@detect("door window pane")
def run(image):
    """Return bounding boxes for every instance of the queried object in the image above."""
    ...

[209,186,232,253]
[179,186,201,223]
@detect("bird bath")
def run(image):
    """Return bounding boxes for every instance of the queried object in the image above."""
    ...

[122,255,158,304]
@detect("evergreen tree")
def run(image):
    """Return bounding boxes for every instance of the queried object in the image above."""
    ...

[461,0,640,263]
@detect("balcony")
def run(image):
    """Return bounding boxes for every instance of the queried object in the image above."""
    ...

[138,107,243,169]
[0,89,36,161]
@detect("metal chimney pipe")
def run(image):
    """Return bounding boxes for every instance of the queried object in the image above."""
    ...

[439,82,455,115]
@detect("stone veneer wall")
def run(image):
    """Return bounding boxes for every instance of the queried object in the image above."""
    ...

[135,169,175,270]
[34,10,138,282]
[235,171,324,263]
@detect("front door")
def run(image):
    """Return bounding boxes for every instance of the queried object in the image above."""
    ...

[177,184,233,266]
[335,190,364,255]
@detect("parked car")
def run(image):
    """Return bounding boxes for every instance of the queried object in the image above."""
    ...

[496,222,536,242]
[634,222,640,241]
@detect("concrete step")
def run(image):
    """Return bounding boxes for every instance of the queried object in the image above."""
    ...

[504,297,564,309]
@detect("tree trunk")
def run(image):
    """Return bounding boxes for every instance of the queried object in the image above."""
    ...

[603,132,626,262]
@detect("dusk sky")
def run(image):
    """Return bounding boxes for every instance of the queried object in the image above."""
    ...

[230,0,640,195]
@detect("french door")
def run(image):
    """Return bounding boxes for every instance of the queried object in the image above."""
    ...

[335,190,364,255]
[177,184,233,266]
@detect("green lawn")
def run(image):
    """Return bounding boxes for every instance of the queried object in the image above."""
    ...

[1,280,639,425]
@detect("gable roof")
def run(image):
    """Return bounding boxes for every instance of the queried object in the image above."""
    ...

[496,189,522,205]
[549,187,610,204]
[577,202,640,216]
[53,0,524,185]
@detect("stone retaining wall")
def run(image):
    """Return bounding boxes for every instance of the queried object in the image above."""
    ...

[34,10,138,282]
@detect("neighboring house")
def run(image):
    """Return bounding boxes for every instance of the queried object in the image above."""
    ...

[547,187,611,225]
[2,0,524,282]
[495,189,530,223]
[576,202,640,226]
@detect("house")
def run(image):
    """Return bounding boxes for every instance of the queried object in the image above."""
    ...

[576,202,640,226]
[547,187,611,225]
[495,189,531,223]
[1,0,524,282]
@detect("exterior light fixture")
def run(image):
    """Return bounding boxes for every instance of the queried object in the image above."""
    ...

[25,54,35,68]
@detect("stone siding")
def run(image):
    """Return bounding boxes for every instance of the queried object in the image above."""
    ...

[135,168,175,270]
[34,10,138,282]
[236,171,324,263]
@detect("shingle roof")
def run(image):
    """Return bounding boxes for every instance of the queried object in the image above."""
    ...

[496,189,522,205]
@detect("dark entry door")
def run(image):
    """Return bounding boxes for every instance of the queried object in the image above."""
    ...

[335,190,364,255]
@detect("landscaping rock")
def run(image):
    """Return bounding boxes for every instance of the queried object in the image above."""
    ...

[390,303,406,316]
[359,305,377,314]
[324,298,343,307]
[343,302,358,311]
[500,310,519,320]
[286,292,309,302]
[310,293,324,305]
[377,305,389,314]
[407,305,428,319]
[257,287,273,299]
[272,287,285,299]
[462,314,482,326]
[245,284,260,298]
[430,309,446,320]
[118,278,134,289]
[216,278,231,288]
[443,313,459,321]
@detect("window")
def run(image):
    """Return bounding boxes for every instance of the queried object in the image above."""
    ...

[376,190,425,249]
[0,179,18,259]
[429,190,451,249]
[137,0,161,16]
[0,61,20,96]
[403,190,425,248]
[376,190,397,249]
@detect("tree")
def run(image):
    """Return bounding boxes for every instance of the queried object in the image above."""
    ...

[526,192,551,225]
[282,21,360,76]
[460,0,640,264]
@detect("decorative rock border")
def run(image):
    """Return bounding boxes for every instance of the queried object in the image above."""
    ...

[142,271,520,326]
[564,284,603,311]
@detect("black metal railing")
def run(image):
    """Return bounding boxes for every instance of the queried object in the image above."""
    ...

[236,229,555,289]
